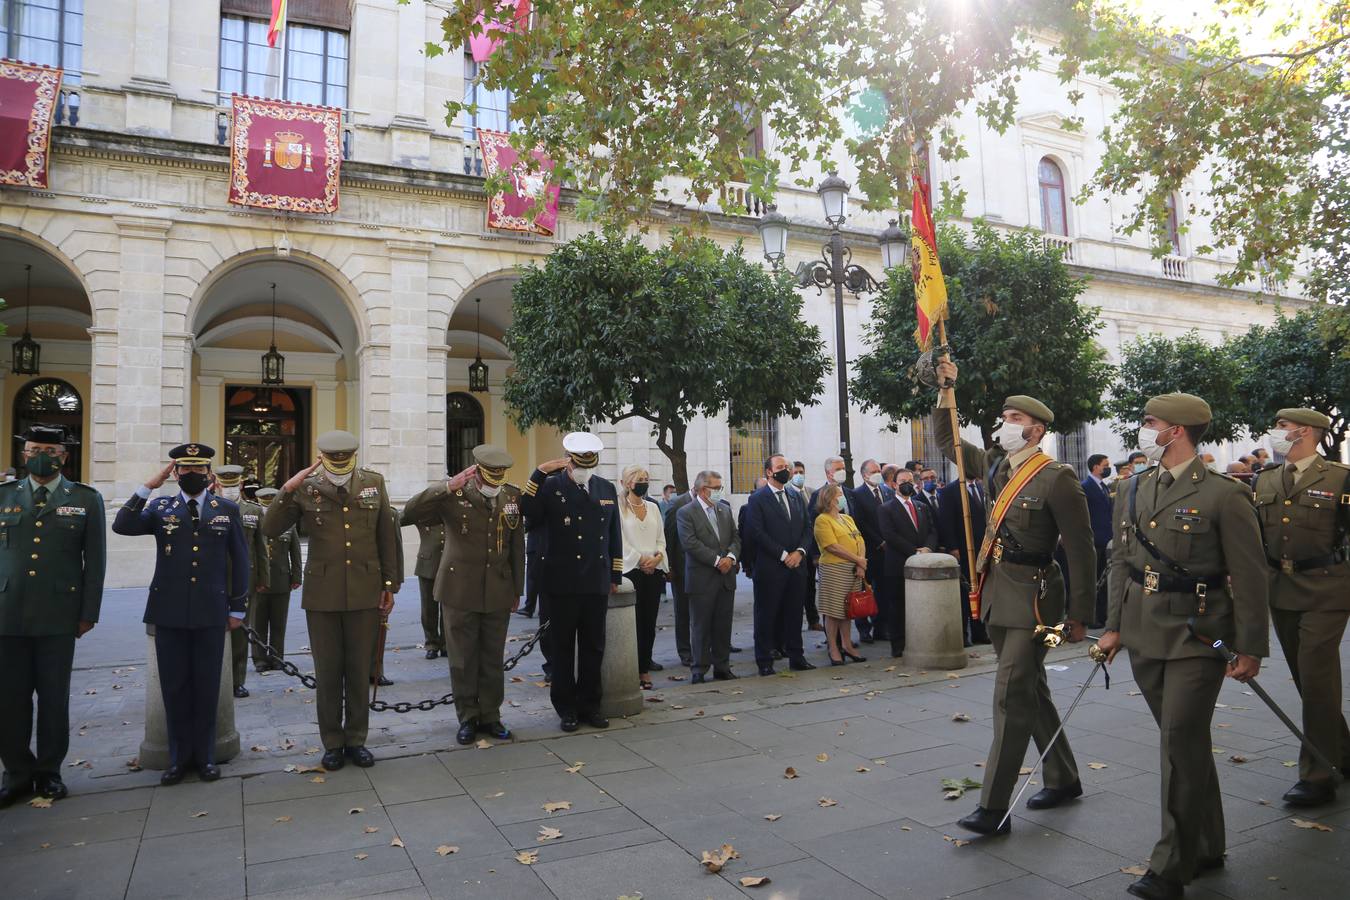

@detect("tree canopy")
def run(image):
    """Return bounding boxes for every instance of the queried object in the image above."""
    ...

[1105,331,1245,447]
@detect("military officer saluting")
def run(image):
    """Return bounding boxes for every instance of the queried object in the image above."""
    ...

[404,445,525,745]
[215,465,269,698]
[933,360,1096,836]
[0,425,106,807]
[262,431,399,770]
[520,432,623,732]
[114,443,250,785]
[1099,394,1269,900]
[252,487,302,671]
[1252,408,1350,807]
[400,501,447,660]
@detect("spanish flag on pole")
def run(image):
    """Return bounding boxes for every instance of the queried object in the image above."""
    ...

[268,0,287,48]
[911,173,948,351]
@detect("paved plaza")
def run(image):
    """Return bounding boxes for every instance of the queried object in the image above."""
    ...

[1,578,1347,900]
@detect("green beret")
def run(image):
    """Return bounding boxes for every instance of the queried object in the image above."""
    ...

[317,430,359,454]
[255,487,280,500]
[1275,407,1331,429]
[1002,395,1054,425]
[1144,393,1212,426]
[215,465,244,486]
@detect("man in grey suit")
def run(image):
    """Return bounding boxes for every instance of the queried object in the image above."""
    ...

[663,488,696,667]
[676,470,741,684]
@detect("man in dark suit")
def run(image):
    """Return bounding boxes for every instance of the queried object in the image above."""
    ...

[737,476,766,578]
[742,454,815,675]
[879,471,938,657]
[1080,453,1114,627]
[850,458,893,644]
[663,488,696,667]
[677,470,741,683]
[518,517,543,617]
[113,443,249,786]
[937,473,989,645]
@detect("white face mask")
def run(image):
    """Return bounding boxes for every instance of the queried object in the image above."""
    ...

[569,466,593,485]
[830,468,847,485]
[707,488,724,504]
[864,472,883,487]
[325,470,353,488]
[1267,428,1297,456]
[994,420,1029,453]
[478,482,501,498]
[1136,426,1172,463]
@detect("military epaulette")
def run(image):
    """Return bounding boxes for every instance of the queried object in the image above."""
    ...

[65,480,98,492]
[611,557,624,573]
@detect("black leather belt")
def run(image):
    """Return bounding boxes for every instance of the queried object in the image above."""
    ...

[1268,550,1347,574]
[992,539,1052,567]
[1128,566,1223,599]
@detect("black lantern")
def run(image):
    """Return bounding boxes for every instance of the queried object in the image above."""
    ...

[468,297,489,393]
[261,282,285,385]
[12,264,40,375]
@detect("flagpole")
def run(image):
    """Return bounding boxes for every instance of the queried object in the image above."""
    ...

[936,318,980,597]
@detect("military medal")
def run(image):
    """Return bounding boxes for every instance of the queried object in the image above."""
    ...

[564,515,571,527]
[163,522,179,535]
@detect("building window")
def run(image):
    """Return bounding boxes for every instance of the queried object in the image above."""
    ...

[224,385,308,489]
[1164,192,1182,254]
[729,413,778,495]
[447,392,485,474]
[1057,425,1089,478]
[1038,157,1068,236]
[1,0,83,82]
[462,54,513,141]
[218,14,348,107]
[11,377,82,480]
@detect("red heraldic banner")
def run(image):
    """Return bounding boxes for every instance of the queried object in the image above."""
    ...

[0,60,62,189]
[228,95,342,214]
[477,128,559,235]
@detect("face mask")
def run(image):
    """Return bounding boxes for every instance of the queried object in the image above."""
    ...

[865,472,883,487]
[707,488,724,504]
[836,493,849,512]
[221,486,240,502]
[1266,428,1297,456]
[631,482,649,497]
[570,466,593,485]
[25,453,60,477]
[178,471,210,495]
[1136,427,1172,464]
[898,481,916,497]
[790,473,805,488]
[772,468,792,485]
[325,470,354,488]
[478,483,501,498]
[1132,462,1148,474]
[830,468,847,485]
[994,420,1029,453]
[922,479,936,491]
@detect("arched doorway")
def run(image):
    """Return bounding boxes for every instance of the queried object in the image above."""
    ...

[446,392,484,473]
[11,378,83,480]
[224,385,309,488]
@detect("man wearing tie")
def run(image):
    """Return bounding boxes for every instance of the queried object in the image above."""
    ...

[938,473,990,645]
[850,459,893,644]
[878,471,938,657]
[744,454,815,675]
[677,470,741,683]
[1081,454,1115,628]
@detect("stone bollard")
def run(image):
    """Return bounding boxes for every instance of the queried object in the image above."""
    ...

[599,578,643,719]
[139,627,240,770]
[903,553,968,670]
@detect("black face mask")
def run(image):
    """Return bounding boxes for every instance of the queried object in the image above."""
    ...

[898,482,916,497]
[771,468,792,485]
[632,482,649,497]
[178,472,210,495]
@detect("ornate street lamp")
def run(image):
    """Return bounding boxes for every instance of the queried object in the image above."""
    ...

[755,206,790,268]
[879,219,908,272]
[261,282,285,385]
[12,264,40,376]
[468,297,489,393]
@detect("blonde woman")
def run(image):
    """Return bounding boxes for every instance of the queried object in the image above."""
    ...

[619,465,668,689]
[812,483,867,665]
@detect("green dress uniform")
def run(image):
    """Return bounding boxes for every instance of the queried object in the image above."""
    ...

[1252,408,1350,800]
[252,487,302,669]
[261,432,400,757]
[400,512,445,655]
[217,466,269,695]
[1106,394,1270,889]
[936,394,1096,816]
[403,445,525,735]
[0,450,106,804]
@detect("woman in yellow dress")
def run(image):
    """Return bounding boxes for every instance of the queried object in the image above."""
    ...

[812,483,868,665]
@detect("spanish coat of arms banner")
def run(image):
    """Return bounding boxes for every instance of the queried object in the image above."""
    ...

[0,59,62,189]
[477,128,560,236]
[227,94,342,214]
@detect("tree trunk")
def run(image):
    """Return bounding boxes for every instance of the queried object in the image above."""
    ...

[656,420,690,493]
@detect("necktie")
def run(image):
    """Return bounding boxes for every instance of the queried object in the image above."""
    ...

[706,503,719,538]
[188,498,199,529]
[33,485,48,508]
[904,498,918,529]
[1282,463,1297,495]
[873,487,881,503]
[778,489,789,519]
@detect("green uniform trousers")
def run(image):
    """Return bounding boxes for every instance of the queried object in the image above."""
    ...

[420,576,444,652]
[306,608,380,750]
[1271,606,1350,785]
[0,634,76,788]
[981,625,1080,810]
[445,605,510,726]
[1129,651,1227,885]
[250,591,293,666]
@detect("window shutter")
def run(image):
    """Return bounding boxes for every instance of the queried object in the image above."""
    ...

[220,0,351,30]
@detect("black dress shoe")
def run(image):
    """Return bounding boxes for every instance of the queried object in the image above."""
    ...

[730,645,744,653]
[582,713,609,729]
[691,672,707,684]
[34,773,68,800]
[788,658,816,671]
[713,669,737,680]
[197,764,221,782]
[233,686,249,698]
[648,661,664,672]
[1126,870,1183,900]
[957,806,1010,835]
[457,720,479,745]
[425,649,440,660]
[758,665,776,677]
[1283,779,1336,807]
[480,722,512,740]
[1026,780,1082,810]
[514,608,534,618]
[160,765,186,786]
[345,746,375,768]
[830,658,846,667]
[369,675,393,687]
[321,749,345,771]
[560,715,579,732]
[0,777,32,807]
[859,634,875,644]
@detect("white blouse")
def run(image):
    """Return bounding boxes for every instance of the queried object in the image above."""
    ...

[619,497,669,573]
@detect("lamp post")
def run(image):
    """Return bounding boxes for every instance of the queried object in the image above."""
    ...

[757,177,906,487]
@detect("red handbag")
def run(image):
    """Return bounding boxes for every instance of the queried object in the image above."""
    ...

[847,581,878,620]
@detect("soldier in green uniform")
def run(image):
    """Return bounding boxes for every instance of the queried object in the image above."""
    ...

[252,487,301,670]
[262,431,399,770]
[400,504,446,660]
[1099,394,1269,900]
[1252,408,1350,807]
[0,425,106,807]
[933,361,1096,836]
[403,445,525,745]
[216,465,269,697]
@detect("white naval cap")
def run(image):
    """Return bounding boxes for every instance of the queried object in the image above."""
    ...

[562,431,604,467]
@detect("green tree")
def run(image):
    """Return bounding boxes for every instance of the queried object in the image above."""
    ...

[1106,332,1245,448]
[851,223,1111,447]
[503,232,830,490]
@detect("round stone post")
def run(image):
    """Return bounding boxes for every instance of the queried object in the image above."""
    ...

[599,580,643,719]
[139,628,240,769]
[903,553,968,670]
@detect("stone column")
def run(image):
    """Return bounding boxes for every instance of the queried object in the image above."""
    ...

[426,342,449,484]
[139,631,240,770]
[385,241,434,498]
[357,342,392,474]
[600,582,643,719]
[314,378,339,440]
[903,553,968,670]
[160,331,193,448]
[196,375,223,450]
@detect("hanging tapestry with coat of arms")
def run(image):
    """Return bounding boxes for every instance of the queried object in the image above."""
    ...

[477,128,559,235]
[227,94,342,214]
[0,59,62,189]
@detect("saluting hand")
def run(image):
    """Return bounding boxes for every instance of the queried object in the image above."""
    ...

[144,461,176,490]
[537,457,570,475]
[446,465,477,492]
[282,457,324,493]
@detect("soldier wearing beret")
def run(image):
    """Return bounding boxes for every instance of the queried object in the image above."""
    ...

[1099,394,1269,900]
[400,502,446,661]
[403,445,525,744]
[0,425,106,807]
[933,361,1096,836]
[114,443,250,785]
[252,487,301,670]
[1252,408,1350,808]
[215,465,269,697]
[262,431,399,770]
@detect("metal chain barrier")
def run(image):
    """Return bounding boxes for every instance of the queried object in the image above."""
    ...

[241,620,549,714]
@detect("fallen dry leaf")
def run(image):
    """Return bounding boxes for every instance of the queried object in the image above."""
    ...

[542,800,571,813]
[28,797,52,809]
[1291,818,1334,832]
[1283,761,1298,768]
[354,853,369,860]
[1087,762,1109,770]
[883,665,897,672]
[816,752,830,763]
[1121,865,1149,876]
[39,842,51,849]
[564,763,585,774]
[900,826,911,831]
[1127,690,1142,696]
[515,850,539,865]
[645,696,664,703]
[818,797,838,808]
[856,766,871,773]
[486,791,505,799]
[739,876,771,888]
[190,811,209,819]
[1019,767,1034,775]
[700,843,740,873]
[274,816,292,823]
[250,745,269,752]
[537,825,563,842]
[126,758,142,771]
[348,807,364,815]
[1229,755,1248,764]
[533,681,549,689]
[764,814,782,822]
[363,826,379,834]
[946,673,960,679]
[951,713,971,723]
[783,767,799,780]
[435,845,459,856]
[721,715,737,722]
[475,739,493,749]
[390,837,405,848]
[67,759,86,767]
[309,776,326,784]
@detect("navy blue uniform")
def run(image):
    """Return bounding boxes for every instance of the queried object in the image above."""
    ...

[113,491,249,768]
[519,470,622,718]
[743,484,812,668]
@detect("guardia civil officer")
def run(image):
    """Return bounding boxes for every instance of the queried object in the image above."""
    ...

[403,445,525,744]
[252,487,301,670]
[519,432,622,732]
[114,443,250,785]
[1099,394,1269,900]
[400,501,446,660]
[0,425,106,807]
[933,360,1096,836]
[215,464,269,697]
[262,431,399,770]
[1252,408,1350,807]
